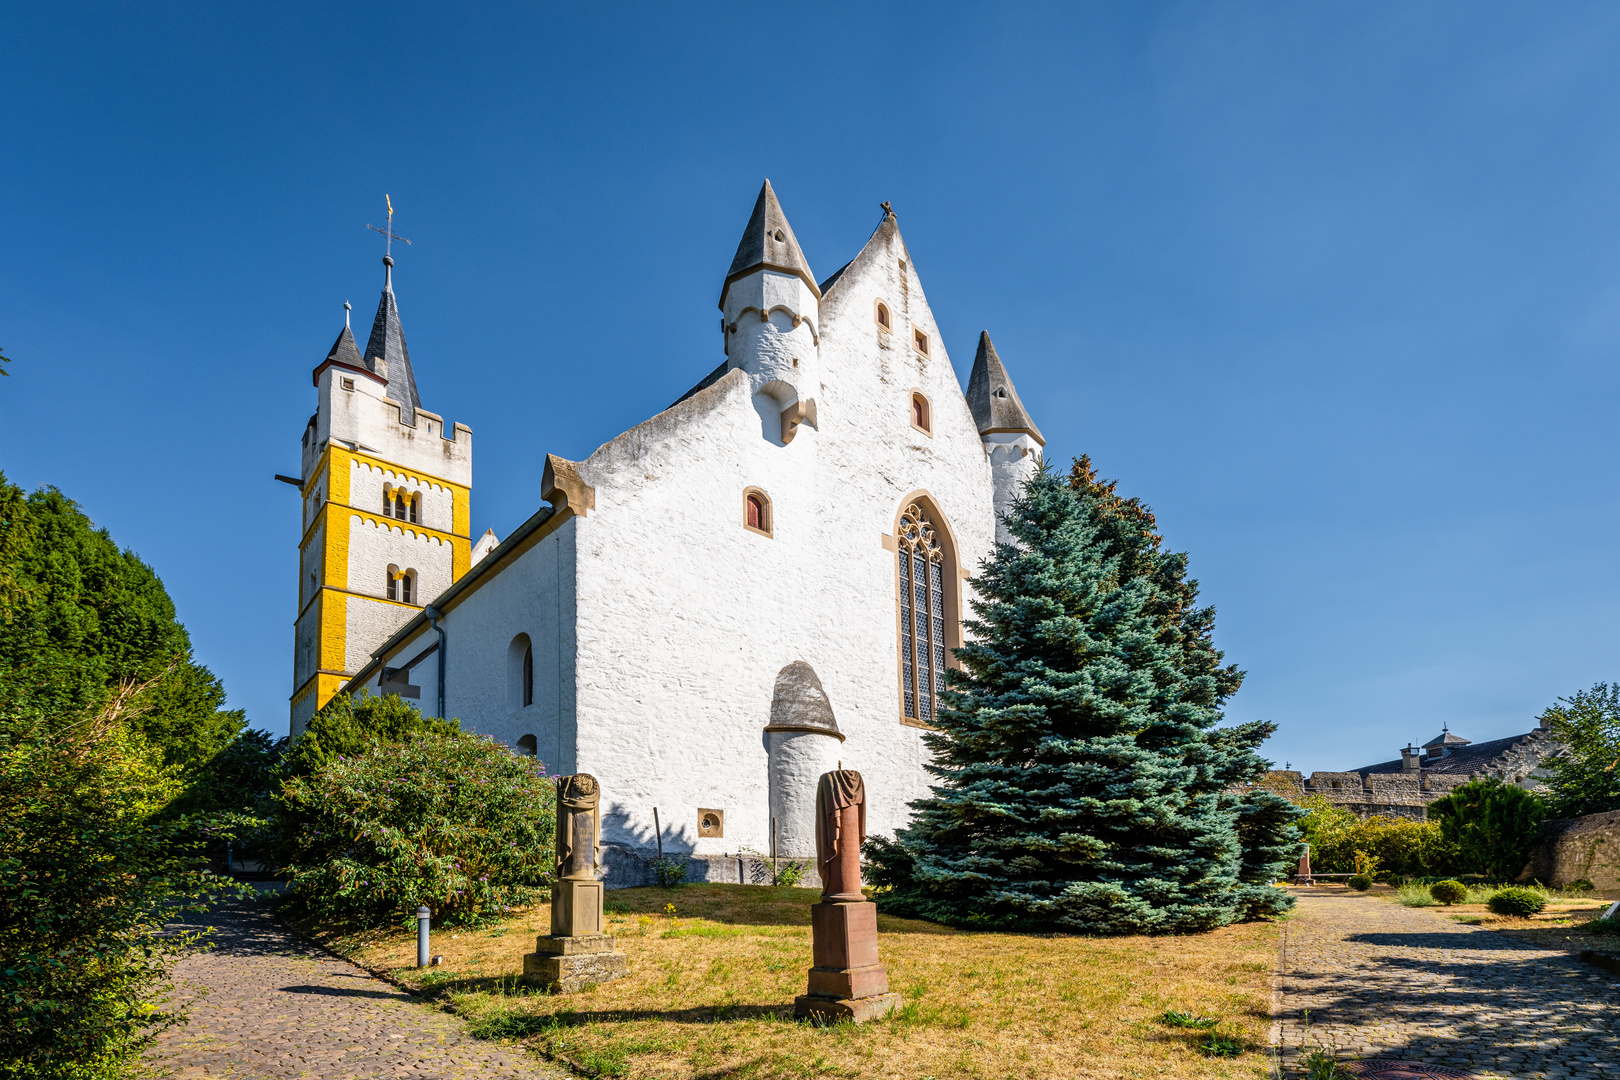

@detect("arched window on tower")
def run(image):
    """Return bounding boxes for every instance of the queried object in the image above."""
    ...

[896,502,952,725]
[399,570,414,604]
[386,564,399,601]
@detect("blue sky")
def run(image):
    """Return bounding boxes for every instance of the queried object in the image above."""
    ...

[4,2,1618,772]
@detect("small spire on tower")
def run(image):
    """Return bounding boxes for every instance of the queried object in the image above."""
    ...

[721,179,819,307]
[966,331,1044,445]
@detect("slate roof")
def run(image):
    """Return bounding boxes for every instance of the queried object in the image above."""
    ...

[721,179,819,306]
[965,331,1044,445]
[1353,732,1538,776]
[669,359,730,410]
[363,261,422,426]
[323,324,364,369]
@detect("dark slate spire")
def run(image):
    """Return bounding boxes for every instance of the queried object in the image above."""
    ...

[363,256,422,426]
[966,331,1044,445]
[720,179,819,306]
[324,324,364,369]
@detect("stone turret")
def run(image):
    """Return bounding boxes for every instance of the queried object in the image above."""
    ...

[719,180,820,442]
[965,332,1044,544]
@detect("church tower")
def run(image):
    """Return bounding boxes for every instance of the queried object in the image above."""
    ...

[290,254,473,735]
[966,331,1044,544]
[719,180,821,442]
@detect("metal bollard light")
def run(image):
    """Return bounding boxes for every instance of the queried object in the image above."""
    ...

[416,906,431,969]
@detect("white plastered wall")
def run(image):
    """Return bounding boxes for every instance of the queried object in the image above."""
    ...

[348,460,456,533]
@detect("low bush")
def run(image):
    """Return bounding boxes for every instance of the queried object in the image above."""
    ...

[1346,874,1373,892]
[1429,880,1468,905]
[1486,886,1547,917]
[1584,916,1620,935]
[0,692,248,1078]
[277,730,556,928]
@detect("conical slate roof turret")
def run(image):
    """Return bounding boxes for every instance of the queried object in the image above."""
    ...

[323,324,364,369]
[720,179,819,307]
[966,331,1043,445]
[363,257,422,426]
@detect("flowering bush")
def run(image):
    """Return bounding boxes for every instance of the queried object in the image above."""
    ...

[277,732,556,928]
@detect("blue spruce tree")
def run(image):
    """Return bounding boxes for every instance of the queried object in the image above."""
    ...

[866,458,1300,933]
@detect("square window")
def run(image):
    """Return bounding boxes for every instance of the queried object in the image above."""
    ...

[341,377,355,391]
[913,330,929,357]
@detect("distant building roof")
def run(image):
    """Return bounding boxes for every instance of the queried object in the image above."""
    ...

[1353,732,1537,776]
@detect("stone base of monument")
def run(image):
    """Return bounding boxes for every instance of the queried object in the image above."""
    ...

[522,933,628,993]
[792,900,900,1024]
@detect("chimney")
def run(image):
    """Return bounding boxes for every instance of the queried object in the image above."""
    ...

[1401,745,1420,773]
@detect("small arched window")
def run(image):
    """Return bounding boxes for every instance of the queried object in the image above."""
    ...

[910,392,931,435]
[399,570,414,604]
[522,643,534,706]
[875,300,892,331]
[386,564,399,601]
[508,634,534,710]
[896,502,953,725]
[743,488,772,538]
[516,734,538,757]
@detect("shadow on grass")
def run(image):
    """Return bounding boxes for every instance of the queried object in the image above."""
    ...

[469,1002,797,1036]
[603,884,962,936]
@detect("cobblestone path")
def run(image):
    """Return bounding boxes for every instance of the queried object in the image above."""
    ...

[1277,890,1619,1079]
[148,895,563,1079]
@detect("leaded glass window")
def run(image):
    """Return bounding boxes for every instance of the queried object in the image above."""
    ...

[897,502,949,724]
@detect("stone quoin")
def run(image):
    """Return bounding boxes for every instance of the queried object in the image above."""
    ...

[289,181,1048,872]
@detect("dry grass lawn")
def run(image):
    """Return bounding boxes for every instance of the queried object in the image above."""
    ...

[325,885,1282,1080]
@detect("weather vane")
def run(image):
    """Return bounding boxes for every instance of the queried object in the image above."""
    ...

[367,194,412,259]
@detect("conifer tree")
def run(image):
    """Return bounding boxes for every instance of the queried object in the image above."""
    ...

[866,459,1299,933]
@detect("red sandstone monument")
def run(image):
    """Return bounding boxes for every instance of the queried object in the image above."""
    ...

[794,769,901,1023]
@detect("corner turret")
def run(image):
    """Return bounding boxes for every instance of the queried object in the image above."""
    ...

[719,180,820,442]
[966,331,1044,544]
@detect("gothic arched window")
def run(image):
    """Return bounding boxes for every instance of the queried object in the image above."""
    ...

[897,502,950,725]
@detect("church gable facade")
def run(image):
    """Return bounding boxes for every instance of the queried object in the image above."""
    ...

[294,182,1045,868]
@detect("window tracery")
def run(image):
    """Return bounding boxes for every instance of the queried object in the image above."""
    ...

[897,502,949,724]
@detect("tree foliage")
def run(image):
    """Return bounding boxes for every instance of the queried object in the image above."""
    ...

[277,729,556,928]
[1428,778,1545,881]
[865,459,1301,933]
[0,475,244,768]
[0,687,249,1079]
[1297,796,1452,877]
[1536,682,1620,819]
[280,689,459,780]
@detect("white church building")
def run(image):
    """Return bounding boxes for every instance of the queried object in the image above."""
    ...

[289,181,1045,872]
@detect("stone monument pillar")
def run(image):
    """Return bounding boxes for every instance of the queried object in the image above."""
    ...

[522,774,628,992]
[793,770,901,1022]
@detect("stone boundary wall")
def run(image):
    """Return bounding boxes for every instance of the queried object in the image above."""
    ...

[1520,809,1620,893]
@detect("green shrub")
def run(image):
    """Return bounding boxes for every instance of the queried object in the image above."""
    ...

[1298,797,1454,877]
[280,689,459,780]
[1584,915,1620,935]
[1564,878,1595,893]
[1486,886,1547,917]
[1346,874,1373,892]
[1429,880,1468,905]
[650,856,688,887]
[1428,778,1545,882]
[277,730,556,928]
[0,696,248,1078]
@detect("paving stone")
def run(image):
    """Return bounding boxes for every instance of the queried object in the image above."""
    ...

[147,894,564,1079]
[1278,891,1617,1080]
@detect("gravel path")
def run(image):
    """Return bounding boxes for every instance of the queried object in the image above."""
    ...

[147,894,563,1079]
[1277,890,1619,1079]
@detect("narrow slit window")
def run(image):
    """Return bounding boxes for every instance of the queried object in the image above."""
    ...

[386,570,398,601]
[408,493,419,524]
[399,572,414,604]
[522,644,534,707]
[896,503,950,725]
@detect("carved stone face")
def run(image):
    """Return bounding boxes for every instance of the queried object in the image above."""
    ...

[571,773,598,798]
